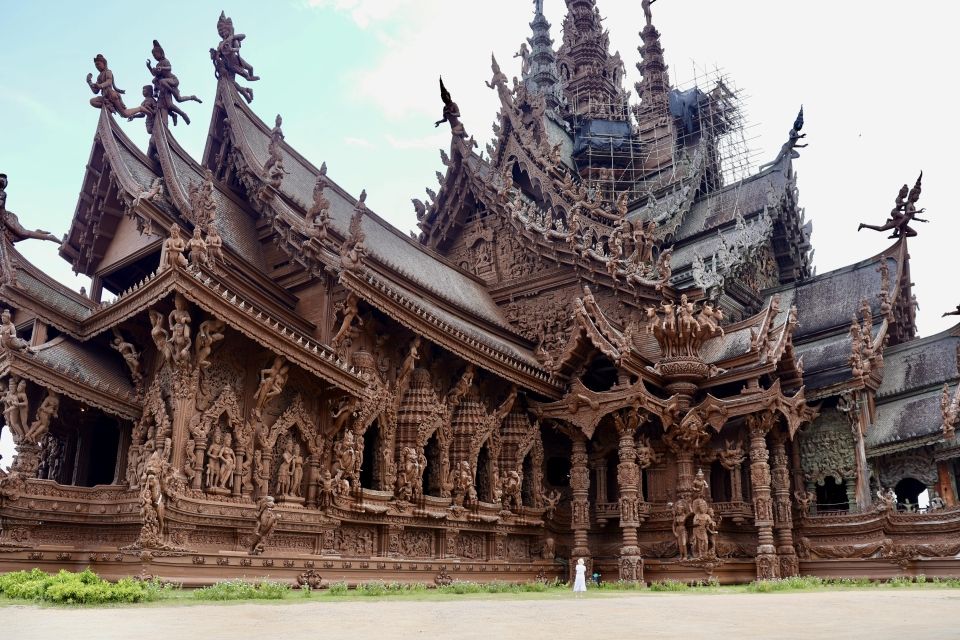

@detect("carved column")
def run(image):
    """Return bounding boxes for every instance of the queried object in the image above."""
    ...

[593,456,608,504]
[192,441,206,491]
[748,413,778,580]
[675,450,695,497]
[938,461,958,507]
[306,458,320,509]
[770,431,798,577]
[569,434,592,578]
[839,391,872,510]
[170,371,199,473]
[232,452,244,498]
[616,418,643,582]
[729,463,743,501]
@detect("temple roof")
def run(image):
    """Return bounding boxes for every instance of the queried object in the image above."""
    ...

[218,87,519,333]
[866,324,960,453]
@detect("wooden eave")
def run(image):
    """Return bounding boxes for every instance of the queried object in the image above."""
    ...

[0,348,140,421]
[339,267,562,398]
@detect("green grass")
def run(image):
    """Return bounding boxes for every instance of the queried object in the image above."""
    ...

[4,569,960,607]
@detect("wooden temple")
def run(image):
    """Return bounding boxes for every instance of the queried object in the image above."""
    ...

[1,3,958,585]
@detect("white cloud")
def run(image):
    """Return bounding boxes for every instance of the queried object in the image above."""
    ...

[343,136,375,149]
[305,0,423,28]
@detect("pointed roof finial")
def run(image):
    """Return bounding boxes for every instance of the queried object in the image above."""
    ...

[435,77,468,140]
[635,0,671,121]
[211,11,259,104]
[522,0,564,111]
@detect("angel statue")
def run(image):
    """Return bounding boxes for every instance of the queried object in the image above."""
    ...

[435,77,468,139]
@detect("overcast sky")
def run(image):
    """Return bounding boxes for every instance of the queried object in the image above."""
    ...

[0,0,955,469]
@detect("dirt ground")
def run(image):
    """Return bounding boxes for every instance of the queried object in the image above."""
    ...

[8,589,960,639]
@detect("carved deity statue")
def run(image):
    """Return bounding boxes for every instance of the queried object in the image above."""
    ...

[0,309,30,352]
[858,174,927,239]
[435,77,468,139]
[87,54,129,115]
[514,42,531,76]
[331,293,362,349]
[319,469,338,508]
[194,318,226,370]
[148,309,172,364]
[26,392,60,443]
[2,377,28,440]
[334,430,358,488]
[276,439,294,496]
[690,498,719,559]
[111,329,142,386]
[249,496,280,555]
[692,468,709,499]
[168,294,192,366]
[218,433,236,490]
[210,11,259,103]
[254,356,289,416]
[671,498,690,559]
[187,226,209,267]
[502,469,523,512]
[161,224,189,270]
[0,175,61,246]
[206,223,224,263]
[147,39,202,126]
[205,430,223,489]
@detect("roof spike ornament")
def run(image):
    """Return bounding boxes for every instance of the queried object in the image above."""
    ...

[262,114,285,189]
[759,106,807,172]
[0,173,62,245]
[210,10,259,104]
[519,0,564,111]
[435,77,468,140]
[634,0,671,122]
[557,0,626,118]
[87,54,131,116]
[857,172,928,239]
[340,190,367,271]
[147,39,202,126]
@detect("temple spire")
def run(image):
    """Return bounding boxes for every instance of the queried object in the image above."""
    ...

[518,0,564,111]
[557,0,627,119]
[635,0,671,122]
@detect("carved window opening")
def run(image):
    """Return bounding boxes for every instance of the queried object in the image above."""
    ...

[894,477,927,510]
[640,468,649,502]
[710,460,731,502]
[476,445,493,503]
[580,355,618,392]
[360,422,381,490]
[84,420,120,487]
[422,433,441,497]
[546,456,571,488]
[100,248,161,299]
[815,476,849,512]
[511,163,541,206]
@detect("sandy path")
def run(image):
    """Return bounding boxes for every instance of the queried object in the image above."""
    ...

[7,589,960,640]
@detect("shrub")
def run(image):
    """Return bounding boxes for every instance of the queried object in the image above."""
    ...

[192,579,290,601]
[0,568,156,604]
[648,579,692,592]
[327,581,349,596]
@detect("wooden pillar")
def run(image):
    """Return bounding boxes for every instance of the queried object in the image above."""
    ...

[192,441,206,491]
[748,413,778,580]
[306,458,320,508]
[593,457,608,504]
[616,420,643,582]
[114,424,130,485]
[770,431,798,577]
[569,434,592,578]
[232,452,245,497]
[938,461,958,507]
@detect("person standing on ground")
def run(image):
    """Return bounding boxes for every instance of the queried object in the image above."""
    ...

[573,558,587,596]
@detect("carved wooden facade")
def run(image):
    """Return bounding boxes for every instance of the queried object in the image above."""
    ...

[1,3,958,585]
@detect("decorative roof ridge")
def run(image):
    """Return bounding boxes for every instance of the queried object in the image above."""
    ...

[881,323,960,355]
[762,240,903,296]
[4,240,97,313]
[1,341,140,419]
[219,82,487,284]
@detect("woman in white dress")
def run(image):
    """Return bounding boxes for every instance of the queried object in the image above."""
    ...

[573,557,587,595]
